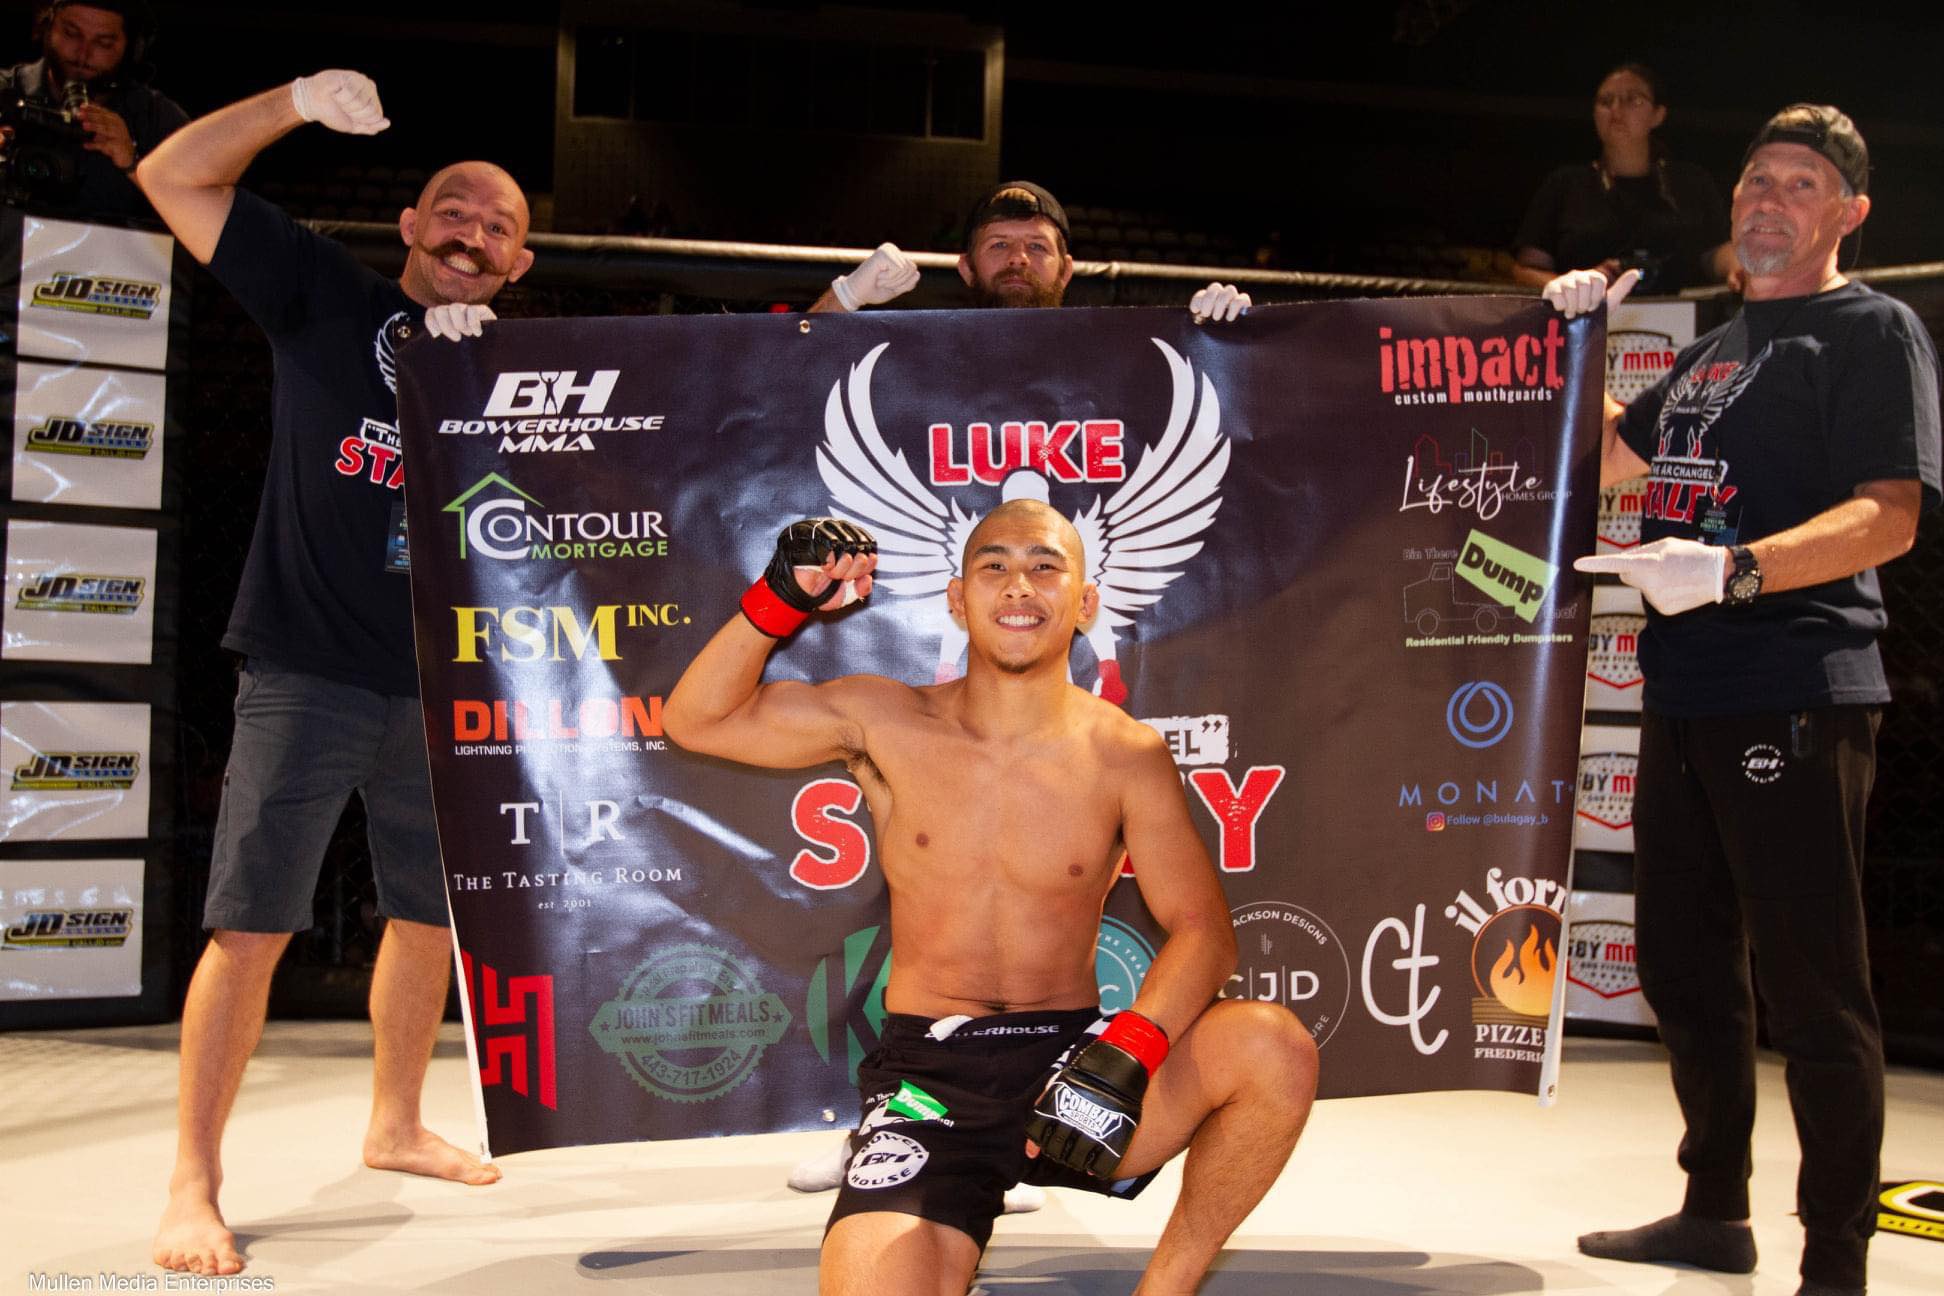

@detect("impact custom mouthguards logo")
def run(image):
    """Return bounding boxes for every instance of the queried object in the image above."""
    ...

[816,339,1229,705]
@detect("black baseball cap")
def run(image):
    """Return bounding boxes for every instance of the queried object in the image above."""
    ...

[963,181,1070,250]
[1742,104,1869,194]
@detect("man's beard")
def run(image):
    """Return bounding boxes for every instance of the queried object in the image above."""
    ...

[1733,221,1795,277]
[969,269,1065,309]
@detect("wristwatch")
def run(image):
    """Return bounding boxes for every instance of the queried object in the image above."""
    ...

[1724,545,1763,605]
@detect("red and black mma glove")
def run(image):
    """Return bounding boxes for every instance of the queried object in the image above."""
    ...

[739,517,878,638]
[1024,1010,1169,1180]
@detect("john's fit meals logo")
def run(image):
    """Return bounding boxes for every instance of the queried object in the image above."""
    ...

[16,573,144,613]
[438,370,666,454]
[12,751,139,790]
[25,416,153,459]
[443,473,669,561]
[29,272,160,319]
[1378,317,1567,406]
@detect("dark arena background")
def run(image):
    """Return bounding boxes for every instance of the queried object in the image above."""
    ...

[3,2,1944,1291]
[7,0,1944,1079]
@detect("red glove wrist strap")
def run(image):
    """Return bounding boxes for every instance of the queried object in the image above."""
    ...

[740,580,808,638]
[1100,1010,1169,1077]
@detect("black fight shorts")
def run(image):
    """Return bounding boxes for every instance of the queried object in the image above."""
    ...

[826,1008,1158,1250]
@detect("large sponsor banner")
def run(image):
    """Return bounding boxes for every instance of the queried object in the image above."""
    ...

[1,519,156,663]
[11,360,167,509]
[399,299,1605,1156]
[16,217,174,371]
[0,855,143,1000]
[0,700,151,841]
[1563,888,1654,1027]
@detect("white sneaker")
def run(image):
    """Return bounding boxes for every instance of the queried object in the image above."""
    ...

[786,1134,850,1193]
[1001,1183,1045,1214]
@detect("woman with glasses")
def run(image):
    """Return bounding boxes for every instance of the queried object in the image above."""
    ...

[1509,64,1733,293]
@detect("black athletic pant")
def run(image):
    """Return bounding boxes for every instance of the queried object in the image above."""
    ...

[1633,705,1884,1290]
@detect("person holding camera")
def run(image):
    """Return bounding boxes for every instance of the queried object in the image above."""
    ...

[0,1,185,221]
[1508,64,1732,294]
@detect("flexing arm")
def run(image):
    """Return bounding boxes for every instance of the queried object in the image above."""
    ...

[135,72,387,264]
[663,521,879,767]
[1118,734,1237,1041]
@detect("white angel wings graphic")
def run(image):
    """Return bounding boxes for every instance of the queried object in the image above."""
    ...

[816,338,1228,704]
[1656,341,1770,459]
[374,310,411,397]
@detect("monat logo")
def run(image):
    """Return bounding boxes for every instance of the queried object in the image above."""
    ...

[438,370,664,454]
[25,416,153,459]
[30,272,161,319]
[442,473,670,561]
[12,751,140,790]
[16,573,144,613]
[3,909,133,948]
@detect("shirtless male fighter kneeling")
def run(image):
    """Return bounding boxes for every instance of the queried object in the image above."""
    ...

[664,502,1318,1296]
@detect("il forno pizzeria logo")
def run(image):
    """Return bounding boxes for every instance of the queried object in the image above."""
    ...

[1378,317,1569,407]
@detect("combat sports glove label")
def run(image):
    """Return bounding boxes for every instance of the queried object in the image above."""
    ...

[740,518,877,638]
[1024,1010,1169,1181]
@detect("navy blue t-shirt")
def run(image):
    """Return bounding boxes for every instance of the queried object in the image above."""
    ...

[209,189,425,696]
[1617,282,1942,716]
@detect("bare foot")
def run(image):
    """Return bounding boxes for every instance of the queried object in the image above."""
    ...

[362,1125,502,1185]
[153,1187,244,1275]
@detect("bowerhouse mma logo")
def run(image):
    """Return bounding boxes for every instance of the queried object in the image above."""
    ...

[436,369,667,454]
[590,944,790,1103]
[11,751,140,791]
[1225,901,1351,1047]
[442,473,672,561]
[24,415,154,459]
[29,271,161,319]
[1378,315,1568,406]
[816,338,1229,705]
[1741,744,1785,785]
[2,909,134,948]
[461,951,558,1110]
[1447,867,1565,1063]
[15,573,145,614]
[1565,919,1642,1002]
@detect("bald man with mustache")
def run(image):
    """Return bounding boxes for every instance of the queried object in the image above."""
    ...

[135,71,535,1276]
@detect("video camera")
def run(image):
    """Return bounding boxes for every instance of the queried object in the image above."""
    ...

[1,79,93,205]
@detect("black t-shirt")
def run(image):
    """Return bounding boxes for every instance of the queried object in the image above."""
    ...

[209,189,425,696]
[1617,282,1943,716]
[1515,160,1727,293]
[0,59,187,222]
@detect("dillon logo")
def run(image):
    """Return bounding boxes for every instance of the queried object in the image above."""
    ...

[442,473,669,561]
[819,339,1227,705]
[1378,317,1566,406]
[26,416,153,459]
[30,272,160,319]
[17,574,144,613]
[440,370,663,454]
[12,751,140,790]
